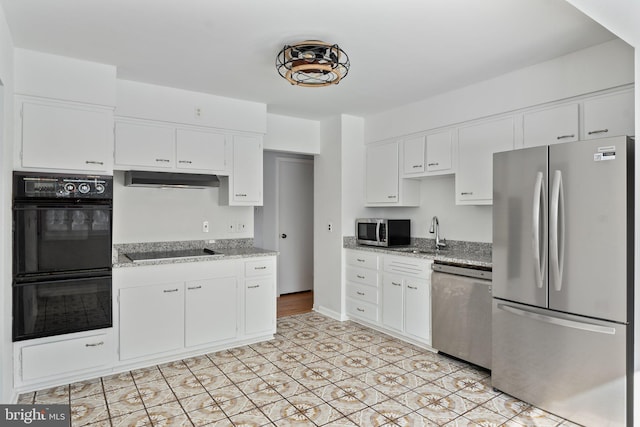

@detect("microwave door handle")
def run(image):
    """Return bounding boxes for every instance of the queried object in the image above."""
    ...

[376,221,381,244]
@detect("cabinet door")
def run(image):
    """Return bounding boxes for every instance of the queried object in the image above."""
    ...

[21,101,112,172]
[245,278,275,335]
[119,283,184,360]
[583,90,635,140]
[403,137,425,175]
[176,129,227,173]
[404,278,430,343]
[185,277,237,347]
[523,103,579,148]
[426,130,452,173]
[366,141,399,203]
[382,275,404,332]
[232,135,263,204]
[115,121,175,169]
[456,117,515,205]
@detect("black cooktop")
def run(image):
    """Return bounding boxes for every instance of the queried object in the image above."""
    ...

[125,248,221,262]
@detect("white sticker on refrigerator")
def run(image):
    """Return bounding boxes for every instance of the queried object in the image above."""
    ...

[594,146,615,161]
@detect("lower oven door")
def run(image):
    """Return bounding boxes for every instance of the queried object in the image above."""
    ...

[13,275,112,341]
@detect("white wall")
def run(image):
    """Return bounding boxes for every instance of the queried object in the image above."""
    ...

[0,4,14,404]
[366,39,634,143]
[116,80,267,134]
[112,172,252,243]
[14,49,117,106]
[264,114,320,154]
[314,116,343,318]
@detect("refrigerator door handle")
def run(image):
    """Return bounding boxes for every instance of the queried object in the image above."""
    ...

[496,303,616,335]
[532,172,547,289]
[550,170,565,291]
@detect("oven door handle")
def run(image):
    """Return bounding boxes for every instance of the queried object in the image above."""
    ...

[13,204,112,210]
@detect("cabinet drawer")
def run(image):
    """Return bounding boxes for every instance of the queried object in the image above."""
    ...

[346,298,379,323]
[346,267,378,287]
[383,256,431,278]
[245,259,274,277]
[346,282,378,304]
[345,250,378,270]
[21,332,112,381]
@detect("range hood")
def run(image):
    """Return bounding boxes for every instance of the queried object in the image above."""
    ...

[124,171,220,189]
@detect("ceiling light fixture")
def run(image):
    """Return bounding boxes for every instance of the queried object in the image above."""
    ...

[276,40,350,87]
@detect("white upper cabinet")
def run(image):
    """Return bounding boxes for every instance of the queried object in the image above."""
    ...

[523,103,579,148]
[18,98,114,173]
[456,116,515,205]
[114,121,175,169]
[402,130,453,177]
[176,129,227,173]
[426,130,453,173]
[115,120,229,173]
[366,140,419,206]
[219,134,263,206]
[402,136,425,175]
[583,89,635,140]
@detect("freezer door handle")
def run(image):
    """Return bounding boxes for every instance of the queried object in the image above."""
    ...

[550,170,565,291]
[496,303,616,335]
[532,171,547,289]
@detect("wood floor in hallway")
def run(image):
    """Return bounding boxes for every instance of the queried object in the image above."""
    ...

[277,290,313,318]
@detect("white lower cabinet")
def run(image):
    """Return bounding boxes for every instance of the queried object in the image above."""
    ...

[244,258,277,335]
[185,277,237,347]
[16,330,114,384]
[119,283,184,360]
[346,249,432,346]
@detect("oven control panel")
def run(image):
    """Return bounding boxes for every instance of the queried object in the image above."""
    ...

[13,172,113,199]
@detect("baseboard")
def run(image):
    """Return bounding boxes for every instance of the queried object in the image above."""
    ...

[314,305,348,322]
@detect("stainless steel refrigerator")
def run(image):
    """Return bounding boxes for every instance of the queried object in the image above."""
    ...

[492,135,633,427]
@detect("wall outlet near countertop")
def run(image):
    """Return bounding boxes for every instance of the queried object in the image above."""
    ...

[202,221,209,233]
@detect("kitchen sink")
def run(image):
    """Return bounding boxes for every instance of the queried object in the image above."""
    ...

[388,247,442,255]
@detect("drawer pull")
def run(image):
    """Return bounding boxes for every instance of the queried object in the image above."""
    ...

[356,308,365,312]
[85,160,104,165]
[407,285,418,290]
[155,158,171,163]
[356,291,365,296]
[356,275,365,279]
[178,160,193,164]
[412,164,422,169]
[235,193,247,197]
[356,258,365,262]
[461,191,474,196]
[588,129,609,135]
[427,162,439,166]
[387,195,397,199]
[556,134,575,140]
[254,266,267,270]
[248,285,260,289]
[392,282,401,287]
[85,341,104,347]
[163,288,179,293]
[187,285,202,290]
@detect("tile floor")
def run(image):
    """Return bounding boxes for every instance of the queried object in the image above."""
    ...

[18,312,581,427]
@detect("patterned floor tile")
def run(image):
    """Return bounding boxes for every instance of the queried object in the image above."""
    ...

[17,392,35,404]
[206,349,237,365]
[138,381,177,408]
[347,407,392,427]
[158,360,189,378]
[185,402,228,427]
[216,394,257,418]
[70,378,104,400]
[183,355,217,372]
[302,402,345,425]
[462,405,509,426]
[131,366,165,386]
[481,394,530,419]
[34,385,69,404]
[105,387,145,417]
[110,409,152,427]
[102,372,136,393]
[208,384,245,405]
[179,391,217,413]
[145,401,188,426]
[193,371,231,392]
[70,394,110,427]
[228,407,273,426]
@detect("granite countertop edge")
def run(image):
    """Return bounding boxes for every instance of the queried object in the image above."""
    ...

[343,241,492,269]
[113,247,278,268]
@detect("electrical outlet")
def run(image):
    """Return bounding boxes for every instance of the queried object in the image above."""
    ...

[228,223,235,233]
[236,223,246,233]
[194,107,202,118]
[328,222,333,232]
[202,221,209,233]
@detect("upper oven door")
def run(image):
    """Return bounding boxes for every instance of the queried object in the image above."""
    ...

[13,202,112,279]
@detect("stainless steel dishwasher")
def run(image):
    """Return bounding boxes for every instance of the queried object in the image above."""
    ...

[431,262,492,369]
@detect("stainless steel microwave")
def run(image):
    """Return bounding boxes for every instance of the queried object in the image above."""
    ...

[356,218,410,247]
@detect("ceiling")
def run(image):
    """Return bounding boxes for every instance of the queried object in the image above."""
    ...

[0,0,617,120]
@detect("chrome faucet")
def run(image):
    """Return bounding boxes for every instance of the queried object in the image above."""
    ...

[429,216,446,250]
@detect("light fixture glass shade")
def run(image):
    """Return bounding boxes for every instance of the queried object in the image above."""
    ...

[276,40,350,87]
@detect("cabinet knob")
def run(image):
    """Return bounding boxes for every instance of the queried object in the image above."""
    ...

[281,234,287,239]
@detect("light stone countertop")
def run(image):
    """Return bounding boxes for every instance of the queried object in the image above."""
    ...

[343,237,492,269]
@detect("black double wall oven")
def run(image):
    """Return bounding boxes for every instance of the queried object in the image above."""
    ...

[12,172,113,341]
